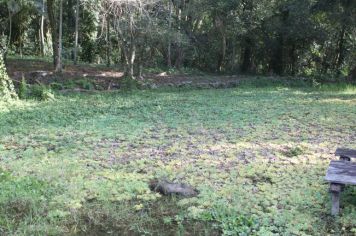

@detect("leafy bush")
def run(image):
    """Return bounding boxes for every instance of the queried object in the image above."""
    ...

[202,207,256,235]
[29,84,55,101]
[50,82,64,91]
[120,76,140,90]
[18,78,28,99]
[75,79,95,90]
[41,89,55,101]
[56,79,96,91]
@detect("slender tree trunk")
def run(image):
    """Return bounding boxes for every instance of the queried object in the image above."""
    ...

[215,16,226,72]
[336,26,346,71]
[240,0,254,74]
[47,0,59,67]
[55,0,63,72]
[128,44,136,79]
[127,14,135,79]
[40,0,45,56]
[167,0,173,68]
[230,44,237,72]
[290,44,297,75]
[174,3,183,68]
[106,16,111,67]
[270,35,284,75]
[74,0,80,65]
[19,32,23,58]
[270,8,288,75]
[138,63,143,79]
[218,32,226,72]
[8,11,12,49]
[241,37,253,73]
[349,66,356,81]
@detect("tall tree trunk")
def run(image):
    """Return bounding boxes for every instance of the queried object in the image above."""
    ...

[174,2,183,68]
[106,16,111,67]
[128,46,136,79]
[270,8,288,75]
[218,33,226,72]
[19,31,23,58]
[40,0,45,56]
[47,0,59,67]
[8,12,12,49]
[241,37,253,73]
[215,16,226,72]
[167,0,173,68]
[73,0,80,65]
[240,0,254,74]
[290,44,297,75]
[128,14,135,79]
[335,26,346,71]
[55,0,63,72]
[270,35,284,75]
[349,66,356,81]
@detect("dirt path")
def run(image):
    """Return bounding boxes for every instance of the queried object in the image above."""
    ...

[6,58,243,89]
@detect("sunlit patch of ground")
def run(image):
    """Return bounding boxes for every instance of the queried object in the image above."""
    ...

[0,85,355,235]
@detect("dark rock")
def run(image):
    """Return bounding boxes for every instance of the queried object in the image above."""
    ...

[149,180,198,197]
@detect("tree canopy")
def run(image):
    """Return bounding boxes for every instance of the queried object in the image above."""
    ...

[0,0,355,78]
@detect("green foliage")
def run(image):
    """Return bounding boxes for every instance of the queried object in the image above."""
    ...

[284,146,305,157]
[0,170,58,234]
[19,78,54,101]
[2,0,355,77]
[0,54,17,101]
[120,76,140,91]
[51,79,96,91]
[0,84,355,234]
[49,82,64,90]
[196,204,257,235]
[75,78,95,90]
[29,84,55,101]
[18,77,28,99]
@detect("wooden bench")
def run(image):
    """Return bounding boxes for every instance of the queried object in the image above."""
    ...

[325,148,356,216]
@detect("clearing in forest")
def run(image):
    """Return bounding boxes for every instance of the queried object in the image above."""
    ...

[0,83,355,235]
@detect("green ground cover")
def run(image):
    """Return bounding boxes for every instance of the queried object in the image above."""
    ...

[0,83,355,235]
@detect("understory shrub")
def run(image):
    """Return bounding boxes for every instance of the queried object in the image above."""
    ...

[30,84,55,101]
[18,78,28,99]
[10,74,54,101]
[75,79,95,90]
[121,76,140,90]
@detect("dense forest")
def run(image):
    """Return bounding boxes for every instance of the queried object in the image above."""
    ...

[0,0,355,79]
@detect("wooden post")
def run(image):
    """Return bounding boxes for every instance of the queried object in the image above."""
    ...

[330,183,341,216]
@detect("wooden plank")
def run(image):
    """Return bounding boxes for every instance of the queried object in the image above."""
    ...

[325,161,356,185]
[335,148,356,159]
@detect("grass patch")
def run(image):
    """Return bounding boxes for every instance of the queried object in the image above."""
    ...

[0,83,355,235]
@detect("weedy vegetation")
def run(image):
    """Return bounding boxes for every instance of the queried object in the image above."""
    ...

[0,82,355,235]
